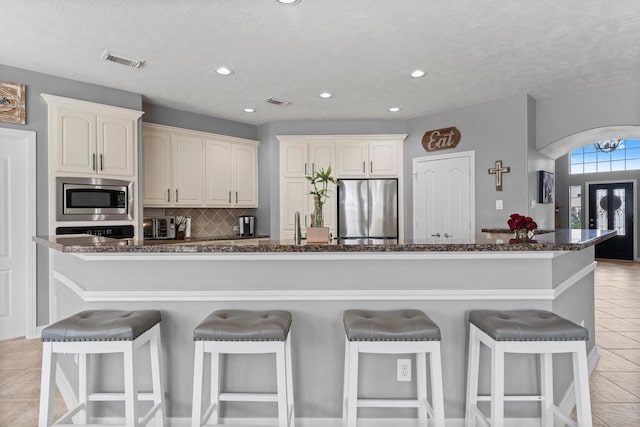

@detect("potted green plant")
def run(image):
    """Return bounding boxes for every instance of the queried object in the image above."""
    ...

[306,166,339,243]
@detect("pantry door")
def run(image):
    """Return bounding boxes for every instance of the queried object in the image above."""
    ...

[0,128,36,339]
[413,151,474,241]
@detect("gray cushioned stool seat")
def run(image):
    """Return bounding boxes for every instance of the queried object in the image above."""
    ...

[41,310,162,342]
[194,310,292,341]
[469,309,588,342]
[343,309,441,341]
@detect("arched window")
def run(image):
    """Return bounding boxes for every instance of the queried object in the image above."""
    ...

[570,139,640,174]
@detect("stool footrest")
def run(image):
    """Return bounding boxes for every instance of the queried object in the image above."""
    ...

[55,403,85,424]
[88,392,157,402]
[476,394,543,402]
[357,398,426,408]
[219,392,279,402]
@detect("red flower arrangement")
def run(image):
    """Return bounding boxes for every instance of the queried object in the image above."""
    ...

[507,213,538,231]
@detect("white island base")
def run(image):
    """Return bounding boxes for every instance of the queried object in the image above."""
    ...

[48,247,598,426]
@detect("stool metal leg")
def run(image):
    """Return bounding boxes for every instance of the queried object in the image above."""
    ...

[429,345,446,427]
[208,351,220,425]
[342,337,350,426]
[490,341,505,427]
[38,342,57,427]
[285,334,296,427]
[346,341,359,427]
[540,353,554,427]
[275,342,289,427]
[78,353,88,424]
[573,344,593,426]
[191,341,205,427]
[417,352,428,425]
[123,342,138,427]
[149,325,166,427]
[465,325,480,427]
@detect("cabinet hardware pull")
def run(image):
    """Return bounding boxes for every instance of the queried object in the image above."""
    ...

[305,163,307,175]
[370,160,373,174]
[176,189,179,203]
[362,161,365,173]
[228,191,231,203]
[431,233,441,237]
[92,154,96,171]
[444,233,452,238]
[100,154,104,171]
[235,192,238,203]
[167,189,170,202]
[312,162,315,174]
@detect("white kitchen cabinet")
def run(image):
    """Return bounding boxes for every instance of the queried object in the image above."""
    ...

[278,137,337,239]
[143,123,258,208]
[143,129,172,206]
[43,94,141,178]
[337,137,401,177]
[172,133,204,206]
[204,140,258,207]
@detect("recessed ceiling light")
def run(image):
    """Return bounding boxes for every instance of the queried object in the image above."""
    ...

[410,69,426,78]
[277,0,300,4]
[215,67,234,76]
[319,92,333,99]
[243,108,256,113]
[389,107,401,112]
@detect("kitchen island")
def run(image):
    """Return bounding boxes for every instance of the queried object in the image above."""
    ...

[36,230,614,425]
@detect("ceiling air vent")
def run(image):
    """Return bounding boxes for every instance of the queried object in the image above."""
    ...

[264,97,291,107]
[101,50,144,68]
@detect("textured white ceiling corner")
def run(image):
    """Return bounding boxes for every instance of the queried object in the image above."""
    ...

[2,0,640,125]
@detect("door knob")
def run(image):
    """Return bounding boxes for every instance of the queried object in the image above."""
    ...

[444,233,452,238]
[430,233,441,238]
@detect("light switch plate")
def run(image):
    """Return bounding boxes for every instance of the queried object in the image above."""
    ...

[496,200,503,210]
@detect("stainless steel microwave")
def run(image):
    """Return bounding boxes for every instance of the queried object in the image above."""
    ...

[56,177,133,221]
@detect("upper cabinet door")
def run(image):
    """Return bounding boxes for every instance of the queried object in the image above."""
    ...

[97,114,135,177]
[56,107,97,174]
[143,130,172,207]
[172,134,203,207]
[337,141,368,177]
[308,141,336,175]
[369,141,398,176]
[280,141,309,177]
[232,143,258,207]
[204,140,232,207]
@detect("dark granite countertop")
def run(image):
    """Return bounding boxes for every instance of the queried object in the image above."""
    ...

[33,229,616,254]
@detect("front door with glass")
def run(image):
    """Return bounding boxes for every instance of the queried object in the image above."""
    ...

[588,182,634,260]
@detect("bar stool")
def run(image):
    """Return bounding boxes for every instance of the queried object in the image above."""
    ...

[39,310,165,427]
[465,309,592,427]
[191,309,295,427]
[342,309,445,427]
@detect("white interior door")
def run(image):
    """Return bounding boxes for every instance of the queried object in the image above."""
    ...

[413,151,474,241]
[0,128,36,339]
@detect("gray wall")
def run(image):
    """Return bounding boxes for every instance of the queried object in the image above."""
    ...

[404,95,550,233]
[538,81,640,260]
[0,64,142,325]
[142,103,257,141]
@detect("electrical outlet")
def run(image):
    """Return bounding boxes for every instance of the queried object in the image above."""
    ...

[397,359,411,382]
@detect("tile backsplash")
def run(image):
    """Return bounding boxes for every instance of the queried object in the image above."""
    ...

[146,208,258,238]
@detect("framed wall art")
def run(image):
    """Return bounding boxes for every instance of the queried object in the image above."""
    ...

[538,170,555,204]
[0,81,26,124]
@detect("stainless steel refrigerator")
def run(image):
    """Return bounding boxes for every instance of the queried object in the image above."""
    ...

[337,179,398,241]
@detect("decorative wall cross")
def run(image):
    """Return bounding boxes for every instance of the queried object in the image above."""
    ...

[488,160,510,191]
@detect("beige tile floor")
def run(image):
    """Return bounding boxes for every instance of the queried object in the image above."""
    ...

[0,259,638,426]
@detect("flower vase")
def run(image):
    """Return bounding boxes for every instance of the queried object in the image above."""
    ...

[514,229,531,242]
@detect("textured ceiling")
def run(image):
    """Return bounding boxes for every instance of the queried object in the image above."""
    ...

[3,0,640,125]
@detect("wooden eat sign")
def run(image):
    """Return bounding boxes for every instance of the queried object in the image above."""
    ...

[488,160,510,191]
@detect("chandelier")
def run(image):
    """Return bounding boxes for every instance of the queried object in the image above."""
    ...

[594,139,622,153]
